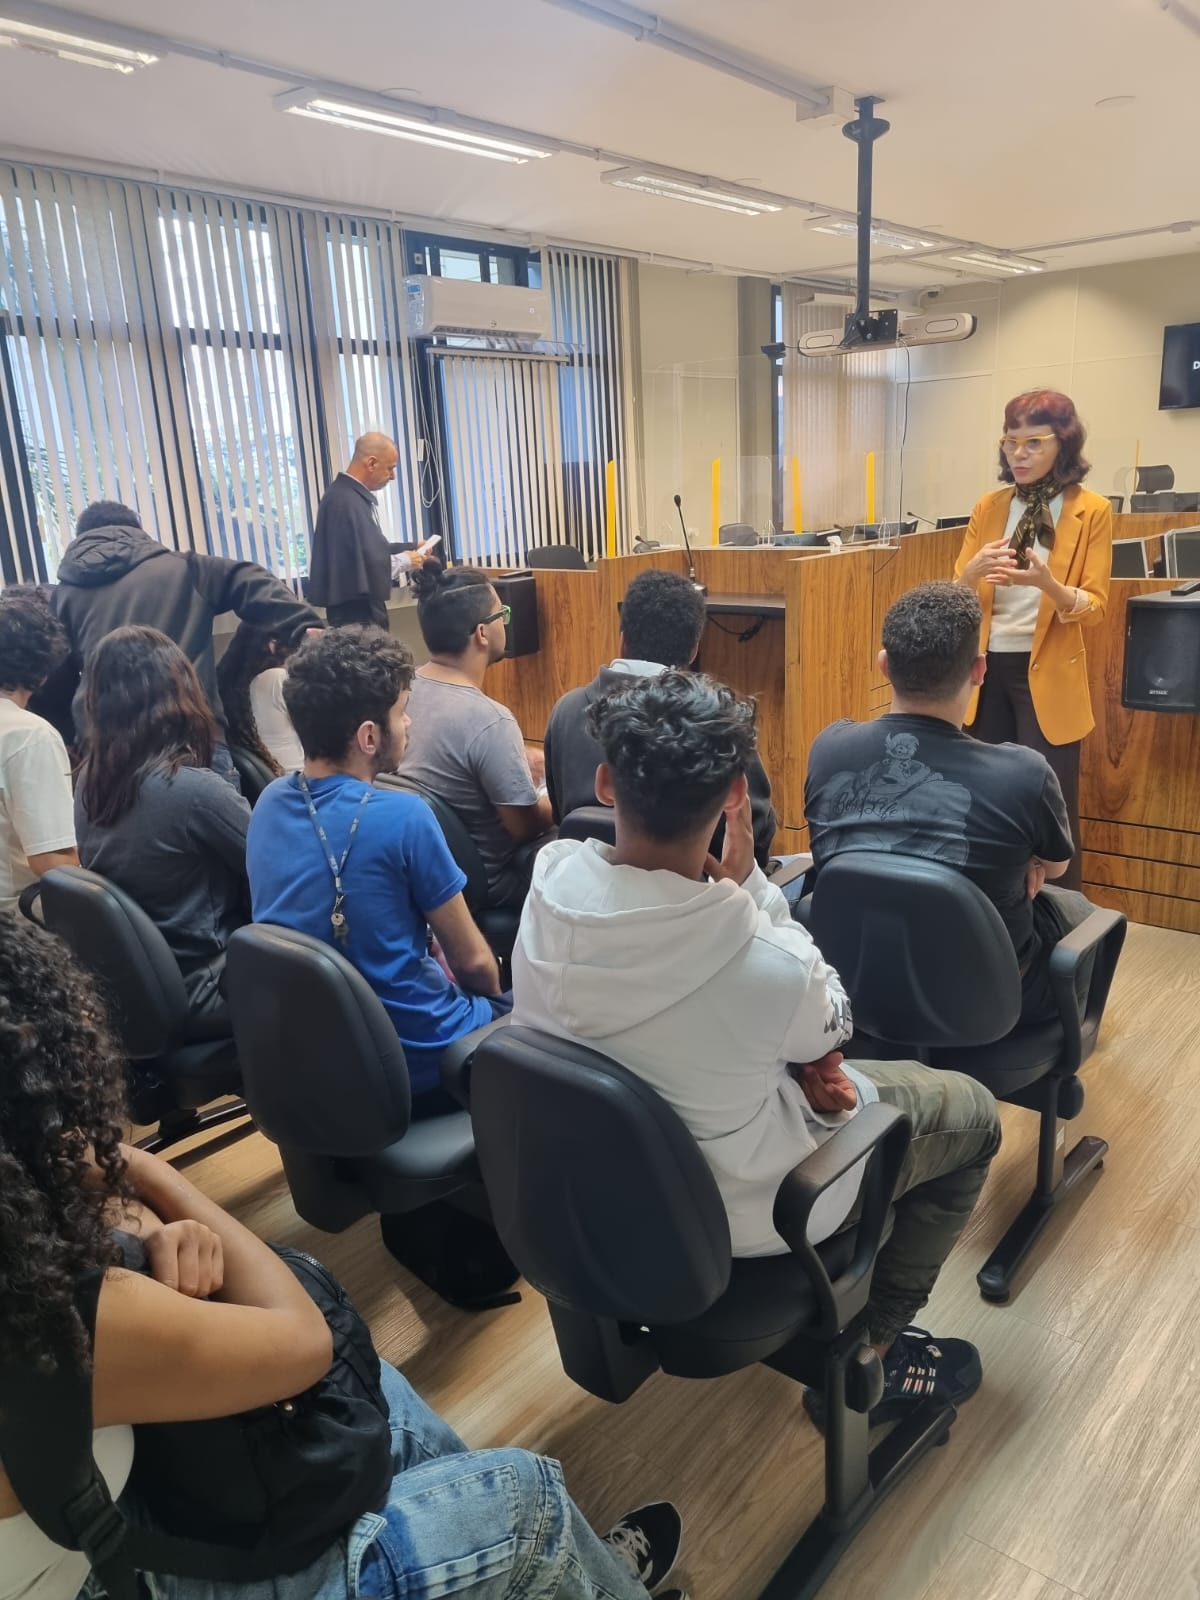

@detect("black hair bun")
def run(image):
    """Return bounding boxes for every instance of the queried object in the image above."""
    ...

[408,557,446,600]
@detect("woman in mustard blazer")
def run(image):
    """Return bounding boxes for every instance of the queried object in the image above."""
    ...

[955,390,1112,889]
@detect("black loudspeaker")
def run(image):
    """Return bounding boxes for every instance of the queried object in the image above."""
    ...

[493,570,539,659]
[1123,591,1200,713]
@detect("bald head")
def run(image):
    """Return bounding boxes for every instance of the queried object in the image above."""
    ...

[348,432,399,492]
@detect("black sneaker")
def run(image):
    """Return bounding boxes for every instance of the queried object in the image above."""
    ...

[803,1327,982,1431]
[603,1501,683,1591]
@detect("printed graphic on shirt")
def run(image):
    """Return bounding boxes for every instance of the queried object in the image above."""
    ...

[824,973,853,1043]
[808,730,971,866]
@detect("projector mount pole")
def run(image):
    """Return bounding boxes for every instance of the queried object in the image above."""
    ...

[841,95,895,348]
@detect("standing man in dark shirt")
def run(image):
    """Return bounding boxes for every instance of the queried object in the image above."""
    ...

[308,433,427,629]
[805,582,1094,1023]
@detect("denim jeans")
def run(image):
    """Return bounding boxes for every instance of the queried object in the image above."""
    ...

[143,1362,646,1600]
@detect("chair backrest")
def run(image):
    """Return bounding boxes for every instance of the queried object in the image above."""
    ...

[1111,538,1149,578]
[1164,526,1200,579]
[1136,463,1174,494]
[558,805,616,846]
[808,852,1022,1049]
[471,1025,731,1325]
[718,522,757,546]
[39,866,189,1060]
[524,544,587,570]
[229,744,277,805]
[225,924,411,1157]
[375,773,491,910]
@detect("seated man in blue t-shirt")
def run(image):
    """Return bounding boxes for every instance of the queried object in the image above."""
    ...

[246,626,508,1113]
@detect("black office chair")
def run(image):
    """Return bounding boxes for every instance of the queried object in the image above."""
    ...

[225,924,513,1306]
[808,853,1126,1303]
[1106,495,1125,513]
[229,743,277,805]
[376,773,520,969]
[558,804,617,846]
[39,867,247,1155]
[524,544,587,570]
[466,1024,953,1600]
[719,522,758,546]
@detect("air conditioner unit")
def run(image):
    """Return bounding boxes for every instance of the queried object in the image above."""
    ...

[797,310,977,357]
[404,275,551,341]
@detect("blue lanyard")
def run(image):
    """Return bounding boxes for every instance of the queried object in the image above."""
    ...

[297,776,372,946]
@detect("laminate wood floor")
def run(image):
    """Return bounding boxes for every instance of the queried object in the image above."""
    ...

[181,922,1200,1600]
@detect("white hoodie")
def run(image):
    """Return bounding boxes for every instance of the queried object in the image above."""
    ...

[512,837,877,1257]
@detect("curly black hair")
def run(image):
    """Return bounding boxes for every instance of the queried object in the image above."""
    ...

[216,622,296,776]
[619,569,706,669]
[0,916,129,1371]
[283,626,414,761]
[409,562,497,655]
[587,669,758,842]
[882,581,983,699]
[0,585,68,693]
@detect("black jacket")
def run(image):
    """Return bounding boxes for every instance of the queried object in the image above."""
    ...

[543,665,779,868]
[53,526,319,740]
[307,473,391,626]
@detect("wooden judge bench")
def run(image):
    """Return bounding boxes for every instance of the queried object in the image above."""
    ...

[482,514,1200,935]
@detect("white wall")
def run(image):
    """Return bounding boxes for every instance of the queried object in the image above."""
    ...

[635,263,743,544]
[900,253,1200,522]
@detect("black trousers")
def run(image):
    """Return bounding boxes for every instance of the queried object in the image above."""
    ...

[969,651,1083,891]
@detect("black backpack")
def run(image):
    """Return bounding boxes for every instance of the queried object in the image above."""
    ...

[0,1245,394,1600]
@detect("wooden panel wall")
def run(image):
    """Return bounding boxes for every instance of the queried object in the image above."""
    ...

[1078,577,1200,933]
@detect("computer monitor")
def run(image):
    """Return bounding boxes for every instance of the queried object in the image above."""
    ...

[1111,538,1149,579]
[935,516,969,530]
[1164,527,1200,579]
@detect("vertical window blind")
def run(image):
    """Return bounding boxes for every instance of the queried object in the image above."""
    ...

[780,287,896,529]
[0,159,639,585]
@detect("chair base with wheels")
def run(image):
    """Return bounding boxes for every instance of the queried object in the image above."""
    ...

[469,1024,962,1599]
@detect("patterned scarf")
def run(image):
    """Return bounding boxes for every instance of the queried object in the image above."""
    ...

[1009,477,1058,567]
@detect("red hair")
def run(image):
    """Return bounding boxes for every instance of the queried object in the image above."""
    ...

[998,390,1090,489]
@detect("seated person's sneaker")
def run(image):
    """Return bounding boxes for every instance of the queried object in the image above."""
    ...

[804,1327,982,1431]
[603,1501,683,1591]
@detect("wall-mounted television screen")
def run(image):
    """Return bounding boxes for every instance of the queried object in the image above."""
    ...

[1160,323,1200,410]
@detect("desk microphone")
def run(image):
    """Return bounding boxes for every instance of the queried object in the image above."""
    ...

[673,494,708,593]
[904,510,936,528]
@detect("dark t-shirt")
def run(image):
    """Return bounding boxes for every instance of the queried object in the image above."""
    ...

[76,766,251,1002]
[805,714,1074,974]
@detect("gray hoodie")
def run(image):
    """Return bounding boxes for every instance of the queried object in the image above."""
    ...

[512,837,877,1256]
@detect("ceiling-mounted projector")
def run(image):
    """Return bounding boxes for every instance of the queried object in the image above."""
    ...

[797,307,977,358]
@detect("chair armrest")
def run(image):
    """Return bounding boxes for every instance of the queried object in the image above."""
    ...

[16,881,43,925]
[1047,906,1127,1074]
[772,1103,911,1338]
[765,854,812,891]
[440,1015,512,1108]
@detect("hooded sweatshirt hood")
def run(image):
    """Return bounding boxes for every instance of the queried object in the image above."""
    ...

[58,525,169,589]
[517,836,764,1039]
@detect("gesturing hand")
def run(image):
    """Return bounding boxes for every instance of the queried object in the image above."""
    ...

[704,791,755,887]
[963,539,1018,586]
[791,1050,859,1114]
[997,544,1051,589]
[144,1219,225,1299]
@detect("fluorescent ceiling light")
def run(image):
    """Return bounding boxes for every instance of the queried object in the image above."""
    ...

[0,16,158,71]
[601,167,782,216]
[276,91,554,163]
[945,250,1044,276]
[806,217,937,251]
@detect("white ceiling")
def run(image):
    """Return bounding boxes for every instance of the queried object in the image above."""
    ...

[0,0,1197,289]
